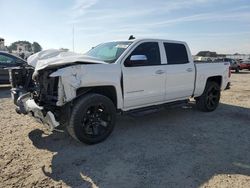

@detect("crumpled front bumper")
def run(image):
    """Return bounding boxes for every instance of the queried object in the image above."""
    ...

[12,90,60,130]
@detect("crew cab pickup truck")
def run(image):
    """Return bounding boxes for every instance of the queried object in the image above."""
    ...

[9,39,230,144]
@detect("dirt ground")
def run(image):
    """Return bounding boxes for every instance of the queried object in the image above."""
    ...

[0,71,250,188]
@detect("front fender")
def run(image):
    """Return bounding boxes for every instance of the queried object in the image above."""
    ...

[50,64,123,109]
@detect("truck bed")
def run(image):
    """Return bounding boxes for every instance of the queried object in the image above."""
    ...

[193,61,230,97]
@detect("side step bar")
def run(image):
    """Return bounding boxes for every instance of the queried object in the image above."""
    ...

[123,99,190,116]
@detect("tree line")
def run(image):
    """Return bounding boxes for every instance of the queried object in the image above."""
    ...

[7,41,42,53]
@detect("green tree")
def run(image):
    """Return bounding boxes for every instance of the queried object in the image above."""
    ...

[8,41,32,52]
[8,41,42,53]
[32,42,42,53]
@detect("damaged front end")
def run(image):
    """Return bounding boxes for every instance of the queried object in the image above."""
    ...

[9,49,107,131]
[9,66,64,130]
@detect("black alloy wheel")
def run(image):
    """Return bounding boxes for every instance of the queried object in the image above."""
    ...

[67,94,116,144]
[205,85,220,111]
[196,81,221,112]
[82,104,111,136]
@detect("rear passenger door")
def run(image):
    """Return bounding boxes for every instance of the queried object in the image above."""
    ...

[163,42,195,101]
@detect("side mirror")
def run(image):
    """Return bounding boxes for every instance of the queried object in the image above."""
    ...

[125,55,148,67]
[130,55,147,61]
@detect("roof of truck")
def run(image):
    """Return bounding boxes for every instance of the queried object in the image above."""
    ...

[110,38,186,44]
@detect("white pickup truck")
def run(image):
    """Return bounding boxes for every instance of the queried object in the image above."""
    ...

[9,38,230,144]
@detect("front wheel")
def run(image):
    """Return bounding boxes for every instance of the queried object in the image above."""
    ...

[67,94,116,144]
[195,81,221,112]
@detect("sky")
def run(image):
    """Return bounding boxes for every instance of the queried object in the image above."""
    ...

[0,0,250,54]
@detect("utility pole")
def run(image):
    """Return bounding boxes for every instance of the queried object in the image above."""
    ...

[72,24,75,52]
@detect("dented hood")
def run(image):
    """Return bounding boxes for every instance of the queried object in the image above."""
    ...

[27,49,107,71]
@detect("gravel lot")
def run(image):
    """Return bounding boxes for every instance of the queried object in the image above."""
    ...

[0,71,250,188]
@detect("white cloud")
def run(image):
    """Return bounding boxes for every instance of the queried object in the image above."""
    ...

[160,0,211,12]
[70,0,98,20]
[147,12,250,28]
[107,9,250,30]
[66,0,250,53]
[69,0,219,24]
[70,0,250,27]
[72,5,250,49]
[72,0,98,10]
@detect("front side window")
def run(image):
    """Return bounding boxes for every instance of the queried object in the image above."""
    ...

[164,43,189,64]
[86,42,132,63]
[128,42,161,66]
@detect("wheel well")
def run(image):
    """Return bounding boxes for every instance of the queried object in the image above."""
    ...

[207,76,222,88]
[76,86,117,107]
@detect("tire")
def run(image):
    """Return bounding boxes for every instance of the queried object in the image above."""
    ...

[67,93,116,144]
[235,67,240,73]
[195,81,221,112]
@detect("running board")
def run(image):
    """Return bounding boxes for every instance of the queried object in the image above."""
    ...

[124,99,190,116]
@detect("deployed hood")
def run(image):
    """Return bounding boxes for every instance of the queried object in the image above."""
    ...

[27,49,106,71]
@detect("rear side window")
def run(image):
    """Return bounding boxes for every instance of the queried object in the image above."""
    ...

[130,42,161,66]
[0,54,15,64]
[164,43,189,64]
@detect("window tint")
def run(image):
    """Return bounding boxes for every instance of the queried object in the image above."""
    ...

[0,55,15,64]
[164,43,189,64]
[129,42,161,66]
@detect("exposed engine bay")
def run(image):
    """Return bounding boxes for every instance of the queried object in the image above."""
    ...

[10,67,59,106]
[9,65,63,130]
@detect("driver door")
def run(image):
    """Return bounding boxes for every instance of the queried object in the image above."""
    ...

[121,42,166,109]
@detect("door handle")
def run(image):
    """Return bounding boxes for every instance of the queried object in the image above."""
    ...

[186,68,193,72]
[155,70,165,74]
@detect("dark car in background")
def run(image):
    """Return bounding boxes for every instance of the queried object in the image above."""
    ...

[0,51,27,84]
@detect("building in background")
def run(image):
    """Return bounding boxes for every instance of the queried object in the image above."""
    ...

[0,37,8,51]
[11,42,33,59]
[1,39,43,60]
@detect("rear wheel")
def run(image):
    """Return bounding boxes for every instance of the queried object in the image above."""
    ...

[67,94,116,144]
[195,81,221,112]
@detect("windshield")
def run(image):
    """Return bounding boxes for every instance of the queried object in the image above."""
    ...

[86,41,132,63]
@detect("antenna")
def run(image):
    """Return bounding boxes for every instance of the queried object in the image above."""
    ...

[72,24,75,52]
